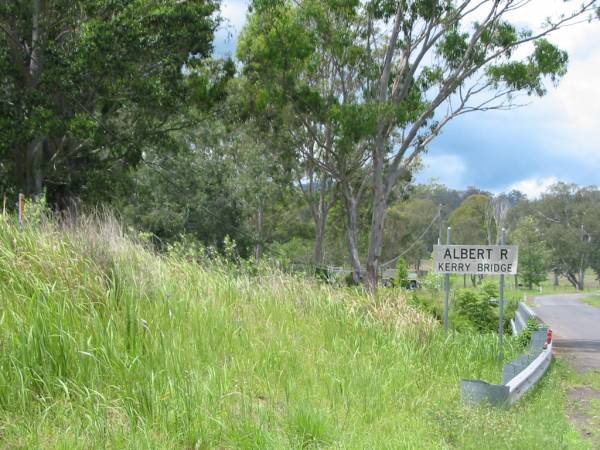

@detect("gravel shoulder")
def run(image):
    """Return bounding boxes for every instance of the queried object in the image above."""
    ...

[533,293,600,447]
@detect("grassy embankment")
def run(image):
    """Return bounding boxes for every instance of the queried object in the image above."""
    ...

[581,295,600,308]
[0,216,589,449]
[561,366,600,448]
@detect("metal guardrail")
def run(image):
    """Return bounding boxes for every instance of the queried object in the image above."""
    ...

[505,341,552,406]
[511,299,539,335]
[461,301,553,408]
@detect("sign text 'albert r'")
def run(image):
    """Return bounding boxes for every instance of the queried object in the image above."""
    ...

[433,245,518,275]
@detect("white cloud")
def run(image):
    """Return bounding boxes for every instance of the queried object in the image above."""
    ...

[416,154,467,189]
[214,1,250,57]
[446,1,600,188]
[498,1,600,161]
[506,176,559,199]
[220,0,249,29]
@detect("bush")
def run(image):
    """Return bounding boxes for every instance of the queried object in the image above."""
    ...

[345,271,360,286]
[517,319,540,348]
[395,257,410,288]
[481,280,499,301]
[453,288,497,332]
[409,292,442,320]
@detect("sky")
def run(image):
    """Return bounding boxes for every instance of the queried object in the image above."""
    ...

[213,0,600,199]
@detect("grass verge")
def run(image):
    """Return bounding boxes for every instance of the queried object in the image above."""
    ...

[560,365,600,449]
[580,295,600,309]
[0,216,588,448]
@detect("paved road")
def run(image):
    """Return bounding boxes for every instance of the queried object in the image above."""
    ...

[534,294,600,372]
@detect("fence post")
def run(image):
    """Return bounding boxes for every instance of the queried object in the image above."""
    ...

[18,193,25,227]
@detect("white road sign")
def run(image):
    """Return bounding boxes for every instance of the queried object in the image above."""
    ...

[433,245,518,275]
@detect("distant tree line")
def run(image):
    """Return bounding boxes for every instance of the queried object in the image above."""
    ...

[444,183,600,291]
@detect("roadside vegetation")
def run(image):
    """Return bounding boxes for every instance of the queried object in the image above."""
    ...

[0,215,588,449]
[561,365,600,448]
[580,295,600,309]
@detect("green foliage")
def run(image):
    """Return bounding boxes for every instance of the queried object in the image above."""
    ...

[448,194,492,245]
[536,183,600,289]
[438,29,469,69]
[481,22,518,48]
[345,271,359,286]
[481,279,499,301]
[512,216,548,288]
[409,291,443,322]
[22,194,50,226]
[517,319,541,348]
[383,197,439,268]
[0,0,221,203]
[395,257,410,288]
[453,288,497,333]
[488,39,568,96]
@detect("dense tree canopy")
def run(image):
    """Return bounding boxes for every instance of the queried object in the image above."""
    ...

[0,0,221,206]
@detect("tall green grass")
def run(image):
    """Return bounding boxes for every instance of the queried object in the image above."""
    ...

[0,215,586,448]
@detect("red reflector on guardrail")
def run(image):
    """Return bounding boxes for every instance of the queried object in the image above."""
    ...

[543,329,553,349]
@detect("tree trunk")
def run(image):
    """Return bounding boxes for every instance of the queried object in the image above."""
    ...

[300,168,335,268]
[313,181,333,267]
[342,183,362,284]
[366,194,386,292]
[553,272,559,287]
[578,265,585,291]
[26,139,44,196]
[314,210,326,266]
[14,143,27,193]
[254,201,263,261]
[565,272,579,289]
[365,138,387,293]
[20,0,46,197]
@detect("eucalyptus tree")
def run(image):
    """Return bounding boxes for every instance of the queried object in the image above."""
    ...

[241,0,597,291]
[449,193,491,286]
[511,216,548,289]
[357,0,596,292]
[536,183,600,290]
[238,1,364,271]
[0,0,220,206]
[383,196,439,271]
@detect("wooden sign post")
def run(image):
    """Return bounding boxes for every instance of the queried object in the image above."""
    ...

[18,193,25,226]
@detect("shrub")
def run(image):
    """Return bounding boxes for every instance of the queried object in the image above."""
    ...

[409,292,443,321]
[395,257,410,288]
[345,271,359,286]
[481,280,499,301]
[517,319,540,348]
[453,288,497,332]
